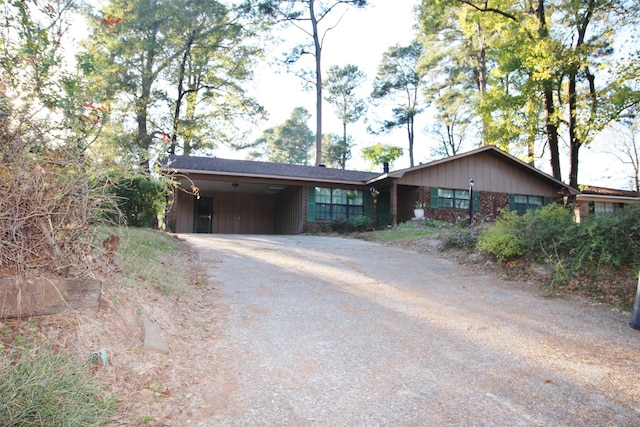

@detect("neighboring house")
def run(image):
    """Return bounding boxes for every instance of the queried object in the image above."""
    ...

[162,146,579,234]
[574,185,640,223]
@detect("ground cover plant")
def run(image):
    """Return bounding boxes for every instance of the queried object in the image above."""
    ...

[355,207,639,310]
[0,341,116,427]
[0,226,198,425]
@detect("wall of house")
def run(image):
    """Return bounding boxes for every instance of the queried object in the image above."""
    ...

[212,191,275,234]
[398,151,560,196]
[274,186,304,234]
[169,189,276,234]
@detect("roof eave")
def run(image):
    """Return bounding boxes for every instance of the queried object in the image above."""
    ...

[167,167,372,186]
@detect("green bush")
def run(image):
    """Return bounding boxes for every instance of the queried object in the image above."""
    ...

[110,176,169,227]
[570,206,640,270]
[521,203,575,257]
[478,204,640,293]
[350,215,373,232]
[477,209,525,261]
[330,216,372,233]
[0,345,116,426]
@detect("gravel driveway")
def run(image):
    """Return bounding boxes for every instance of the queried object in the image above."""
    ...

[181,234,640,426]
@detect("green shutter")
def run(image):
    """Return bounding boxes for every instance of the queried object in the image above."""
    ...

[508,194,515,211]
[430,187,439,208]
[363,190,372,219]
[307,187,316,222]
[473,191,480,211]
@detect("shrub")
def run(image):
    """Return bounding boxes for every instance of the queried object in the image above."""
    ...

[477,209,525,261]
[350,215,372,232]
[442,228,478,251]
[330,216,372,233]
[570,206,640,270]
[110,176,169,228]
[521,203,575,257]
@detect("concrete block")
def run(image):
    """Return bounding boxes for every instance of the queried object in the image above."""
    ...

[142,318,169,354]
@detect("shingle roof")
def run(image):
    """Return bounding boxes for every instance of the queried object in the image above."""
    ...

[163,155,381,184]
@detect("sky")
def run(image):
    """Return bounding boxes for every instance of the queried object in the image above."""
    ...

[230,0,423,171]
[228,0,635,190]
[73,0,636,190]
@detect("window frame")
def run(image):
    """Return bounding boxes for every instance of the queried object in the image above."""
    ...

[314,187,364,221]
[509,194,545,214]
[431,187,476,210]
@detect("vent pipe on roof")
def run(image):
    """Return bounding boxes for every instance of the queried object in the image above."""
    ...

[383,162,389,173]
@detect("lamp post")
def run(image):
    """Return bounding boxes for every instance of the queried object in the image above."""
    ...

[468,179,474,226]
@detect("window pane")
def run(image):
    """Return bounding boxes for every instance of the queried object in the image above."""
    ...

[348,206,364,218]
[316,203,331,220]
[439,198,453,208]
[455,189,470,199]
[349,190,363,206]
[315,187,331,204]
[514,195,528,204]
[333,205,347,219]
[529,196,543,206]
[333,189,347,204]
[438,188,453,198]
[455,199,469,209]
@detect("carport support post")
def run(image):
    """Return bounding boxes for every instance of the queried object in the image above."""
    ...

[468,179,474,227]
[630,270,640,330]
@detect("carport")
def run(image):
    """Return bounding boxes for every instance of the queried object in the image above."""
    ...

[163,155,380,234]
[170,174,304,234]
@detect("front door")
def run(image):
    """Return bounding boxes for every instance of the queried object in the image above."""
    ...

[194,197,213,233]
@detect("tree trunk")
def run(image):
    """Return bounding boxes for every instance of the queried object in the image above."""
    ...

[310,0,323,166]
[407,116,414,167]
[537,0,562,179]
[568,69,580,189]
[172,34,194,155]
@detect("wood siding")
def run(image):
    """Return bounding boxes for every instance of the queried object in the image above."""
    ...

[397,151,560,197]
[274,186,303,234]
[173,190,276,234]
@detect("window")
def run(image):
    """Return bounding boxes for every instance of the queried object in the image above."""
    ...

[437,188,470,210]
[511,194,544,214]
[589,201,625,216]
[315,187,364,220]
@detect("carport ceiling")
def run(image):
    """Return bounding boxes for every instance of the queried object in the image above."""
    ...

[188,178,287,194]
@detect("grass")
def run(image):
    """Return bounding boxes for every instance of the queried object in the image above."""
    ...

[96,226,189,296]
[355,219,453,243]
[0,343,116,426]
[0,226,192,426]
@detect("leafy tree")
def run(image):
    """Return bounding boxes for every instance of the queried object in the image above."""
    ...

[322,133,353,169]
[371,41,426,167]
[419,2,491,145]
[109,176,169,227]
[324,64,367,168]
[419,0,640,188]
[166,0,264,155]
[81,0,261,164]
[361,143,403,171]
[258,0,368,166]
[250,107,315,164]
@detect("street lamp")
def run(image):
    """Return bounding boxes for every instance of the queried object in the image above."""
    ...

[468,179,474,226]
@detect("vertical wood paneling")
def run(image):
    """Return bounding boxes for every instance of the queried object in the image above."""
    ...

[397,152,561,196]
[275,186,303,234]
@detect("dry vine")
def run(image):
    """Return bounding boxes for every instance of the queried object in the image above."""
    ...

[0,112,113,280]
